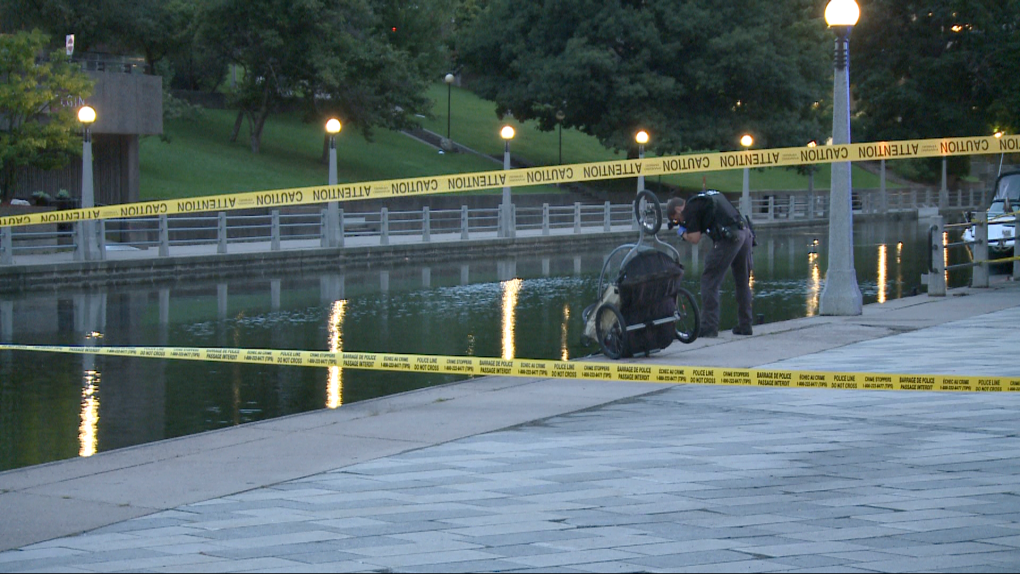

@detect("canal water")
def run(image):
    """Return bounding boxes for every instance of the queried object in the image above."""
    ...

[0,219,973,472]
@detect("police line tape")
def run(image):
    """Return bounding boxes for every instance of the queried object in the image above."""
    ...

[2,343,1017,393]
[2,133,1018,230]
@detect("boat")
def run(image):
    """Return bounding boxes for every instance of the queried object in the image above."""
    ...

[963,170,1020,269]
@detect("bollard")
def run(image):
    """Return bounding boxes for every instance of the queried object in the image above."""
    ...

[337,208,345,248]
[972,211,988,288]
[96,220,106,261]
[217,212,227,254]
[158,214,169,257]
[271,209,280,251]
[574,202,581,234]
[927,217,946,296]
[74,222,85,262]
[0,227,11,265]
[1015,213,1020,281]
[423,206,430,242]
[604,201,611,231]
[542,203,550,236]
[461,205,469,240]
[319,209,328,248]
[380,207,389,245]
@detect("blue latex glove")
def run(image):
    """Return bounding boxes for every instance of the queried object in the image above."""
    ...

[676,225,686,237]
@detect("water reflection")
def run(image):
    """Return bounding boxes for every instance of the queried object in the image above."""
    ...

[78,368,100,457]
[560,305,571,361]
[501,278,523,359]
[878,244,888,304]
[77,296,105,457]
[896,242,903,299]
[807,251,822,317]
[327,300,346,409]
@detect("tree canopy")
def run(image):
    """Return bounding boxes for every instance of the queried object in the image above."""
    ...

[838,0,1020,179]
[455,0,831,156]
[854,0,1020,140]
[0,30,94,202]
[197,0,454,153]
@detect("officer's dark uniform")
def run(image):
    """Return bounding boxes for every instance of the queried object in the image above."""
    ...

[676,191,754,336]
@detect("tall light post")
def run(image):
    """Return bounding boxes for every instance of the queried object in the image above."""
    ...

[78,105,96,260]
[995,131,1005,176]
[324,118,341,248]
[501,125,515,238]
[740,134,753,217]
[819,0,863,316]
[807,140,817,201]
[556,109,566,165]
[444,73,455,144]
[635,130,649,192]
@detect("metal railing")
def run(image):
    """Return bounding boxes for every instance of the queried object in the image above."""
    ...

[0,189,992,265]
[924,212,1020,296]
[0,202,640,264]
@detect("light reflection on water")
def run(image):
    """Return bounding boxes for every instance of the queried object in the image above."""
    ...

[0,221,975,471]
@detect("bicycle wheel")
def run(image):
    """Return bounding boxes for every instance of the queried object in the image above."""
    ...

[633,189,662,235]
[675,287,701,344]
[595,303,628,359]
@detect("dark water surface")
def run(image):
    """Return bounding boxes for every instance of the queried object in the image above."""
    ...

[0,219,972,471]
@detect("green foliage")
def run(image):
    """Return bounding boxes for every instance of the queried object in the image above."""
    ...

[114,0,201,70]
[195,0,453,153]
[456,0,830,156]
[0,0,124,51]
[153,60,204,143]
[853,0,1020,178]
[0,30,94,202]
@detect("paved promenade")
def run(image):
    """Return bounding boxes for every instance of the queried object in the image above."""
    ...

[1,277,1020,572]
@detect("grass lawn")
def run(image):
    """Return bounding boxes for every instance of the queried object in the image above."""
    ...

[140,83,897,201]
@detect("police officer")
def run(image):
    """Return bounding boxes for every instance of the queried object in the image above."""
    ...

[666,191,754,337]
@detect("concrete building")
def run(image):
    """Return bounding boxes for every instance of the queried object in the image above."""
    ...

[12,54,163,206]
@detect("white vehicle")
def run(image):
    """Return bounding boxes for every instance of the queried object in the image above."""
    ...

[964,170,1020,263]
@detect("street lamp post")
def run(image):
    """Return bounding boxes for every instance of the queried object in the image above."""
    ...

[556,109,565,165]
[444,73,455,145]
[807,140,817,215]
[324,118,342,248]
[740,134,753,217]
[819,0,863,316]
[635,130,649,192]
[501,125,515,238]
[78,106,96,261]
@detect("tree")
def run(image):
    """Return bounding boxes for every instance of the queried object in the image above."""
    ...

[199,0,453,154]
[112,0,198,72]
[456,0,830,156]
[852,0,1020,180]
[0,0,126,53]
[0,30,94,203]
[310,0,454,141]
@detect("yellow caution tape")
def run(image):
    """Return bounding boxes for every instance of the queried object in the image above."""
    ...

[2,133,1019,229]
[1,343,1017,393]
[975,255,1020,264]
